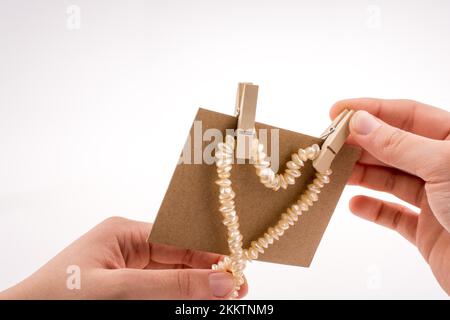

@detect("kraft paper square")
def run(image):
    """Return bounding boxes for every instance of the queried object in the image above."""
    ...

[148,108,360,267]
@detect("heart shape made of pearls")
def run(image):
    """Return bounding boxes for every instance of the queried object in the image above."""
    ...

[212,134,332,299]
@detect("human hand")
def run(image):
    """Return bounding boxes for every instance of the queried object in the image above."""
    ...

[0,217,247,299]
[331,98,450,295]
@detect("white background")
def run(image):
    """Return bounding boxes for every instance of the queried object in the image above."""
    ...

[1,0,449,299]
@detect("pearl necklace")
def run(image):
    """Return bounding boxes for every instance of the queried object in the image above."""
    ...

[211,134,332,299]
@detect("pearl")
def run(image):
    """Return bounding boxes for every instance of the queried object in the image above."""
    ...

[256,168,272,178]
[317,174,330,184]
[220,205,235,213]
[311,144,320,156]
[290,204,301,214]
[268,227,280,240]
[220,186,232,195]
[287,210,300,221]
[215,151,227,160]
[215,178,231,187]
[281,213,295,225]
[286,208,297,218]
[286,168,301,178]
[219,191,235,200]
[247,247,259,259]
[279,174,288,189]
[301,194,314,206]
[251,241,264,253]
[286,160,300,170]
[298,201,309,211]
[220,199,235,207]
[297,149,308,161]
[217,165,232,173]
[216,158,233,167]
[313,178,324,188]
[308,184,321,194]
[284,173,295,185]
[228,223,240,232]
[261,174,275,185]
[305,147,316,160]
[223,214,238,226]
[264,233,274,244]
[307,190,318,202]
[257,143,264,153]
[219,142,234,154]
[291,153,304,167]
[229,241,242,251]
[274,225,285,236]
[257,237,269,248]
[218,172,231,179]
[272,176,281,191]
[257,151,267,161]
[278,221,290,230]
[225,135,235,147]
[228,229,241,239]
[254,160,270,168]
[264,182,275,189]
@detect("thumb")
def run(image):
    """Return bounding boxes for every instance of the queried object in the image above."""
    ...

[349,110,445,181]
[110,269,237,300]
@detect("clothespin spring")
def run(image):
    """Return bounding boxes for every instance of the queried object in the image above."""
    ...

[235,83,259,160]
[312,109,354,174]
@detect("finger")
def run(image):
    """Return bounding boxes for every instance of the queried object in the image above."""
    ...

[348,131,432,169]
[331,98,450,140]
[103,218,223,269]
[149,243,223,269]
[346,135,387,167]
[349,195,418,244]
[349,163,425,207]
[145,261,190,270]
[415,202,450,261]
[347,110,445,182]
[98,217,152,269]
[357,150,387,167]
[237,276,249,298]
[109,269,248,300]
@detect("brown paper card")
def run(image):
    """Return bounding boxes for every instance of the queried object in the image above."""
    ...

[148,108,360,267]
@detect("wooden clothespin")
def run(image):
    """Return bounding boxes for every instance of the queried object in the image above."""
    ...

[313,109,354,174]
[235,82,259,160]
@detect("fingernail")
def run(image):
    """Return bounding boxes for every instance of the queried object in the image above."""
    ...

[351,110,381,135]
[209,272,234,298]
